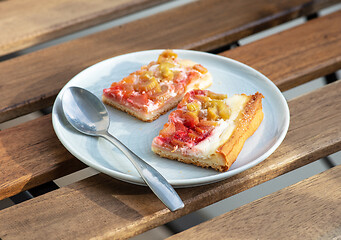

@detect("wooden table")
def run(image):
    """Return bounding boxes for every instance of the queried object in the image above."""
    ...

[0,0,340,239]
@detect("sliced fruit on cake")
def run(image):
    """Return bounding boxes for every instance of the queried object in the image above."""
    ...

[103,50,212,121]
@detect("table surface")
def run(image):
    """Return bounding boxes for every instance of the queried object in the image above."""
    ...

[0,0,340,239]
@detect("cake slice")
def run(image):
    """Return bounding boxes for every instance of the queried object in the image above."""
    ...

[151,89,264,172]
[102,50,212,121]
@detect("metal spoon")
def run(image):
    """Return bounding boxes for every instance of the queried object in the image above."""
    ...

[62,86,184,211]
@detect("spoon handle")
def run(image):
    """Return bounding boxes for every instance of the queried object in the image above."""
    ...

[102,132,184,211]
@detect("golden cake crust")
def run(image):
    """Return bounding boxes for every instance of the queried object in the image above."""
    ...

[216,92,264,171]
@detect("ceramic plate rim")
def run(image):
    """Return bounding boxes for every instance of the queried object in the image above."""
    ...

[52,49,290,187]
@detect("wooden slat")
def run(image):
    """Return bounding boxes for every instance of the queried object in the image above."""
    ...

[1,0,339,123]
[167,165,341,240]
[0,115,86,200]
[1,10,341,199]
[222,11,341,91]
[0,0,169,57]
[0,80,340,239]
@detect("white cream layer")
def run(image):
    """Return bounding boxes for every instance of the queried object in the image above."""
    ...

[187,94,248,158]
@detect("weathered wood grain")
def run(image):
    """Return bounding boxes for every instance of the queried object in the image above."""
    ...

[0,0,169,56]
[0,115,86,200]
[0,80,340,239]
[222,11,341,91]
[1,0,340,123]
[167,165,341,240]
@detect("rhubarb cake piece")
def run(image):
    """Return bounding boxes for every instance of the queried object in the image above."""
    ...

[102,50,212,121]
[151,89,264,172]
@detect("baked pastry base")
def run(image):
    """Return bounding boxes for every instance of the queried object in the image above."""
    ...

[102,94,183,122]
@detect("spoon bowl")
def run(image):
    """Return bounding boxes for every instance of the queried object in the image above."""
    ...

[62,87,109,135]
[62,86,184,211]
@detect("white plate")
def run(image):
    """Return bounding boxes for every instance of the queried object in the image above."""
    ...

[52,49,290,188]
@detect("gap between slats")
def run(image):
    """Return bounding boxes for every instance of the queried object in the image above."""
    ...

[0,0,170,57]
[166,165,341,240]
